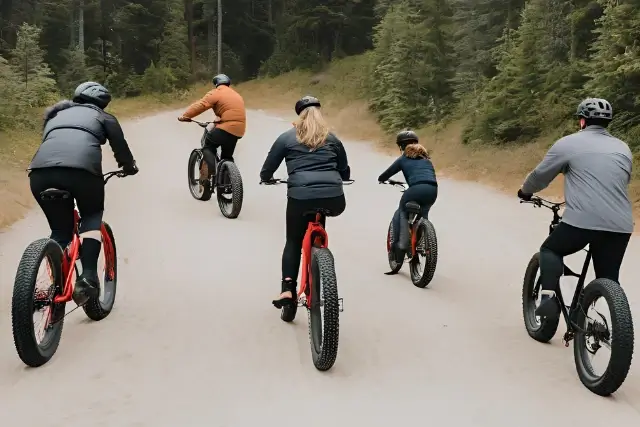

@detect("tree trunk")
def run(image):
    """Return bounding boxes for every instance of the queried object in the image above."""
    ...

[208,6,214,70]
[185,0,195,74]
[217,0,222,73]
[267,0,272,26]
[78,0,85,53]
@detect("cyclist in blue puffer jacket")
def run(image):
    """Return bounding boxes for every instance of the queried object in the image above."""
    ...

[378,130,438,262]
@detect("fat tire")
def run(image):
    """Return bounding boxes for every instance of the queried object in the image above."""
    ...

[188,149,212,201]
[410,218,438,288]
[522,252,560,343]
[11,238,66,367]
[83,222,118,321]
[217,161,244,219]
[387,220,403,273]
[573,278,634,396]
[308,247,340,371]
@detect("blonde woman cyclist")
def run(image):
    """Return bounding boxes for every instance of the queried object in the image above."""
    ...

[260,96,351,308]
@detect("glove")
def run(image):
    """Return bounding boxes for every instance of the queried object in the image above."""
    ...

[517,188,532,201]
[177,116,190,122]
[123,161,139,176]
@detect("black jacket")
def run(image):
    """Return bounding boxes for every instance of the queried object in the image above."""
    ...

[260,128,350,199]
[28,100,135,176]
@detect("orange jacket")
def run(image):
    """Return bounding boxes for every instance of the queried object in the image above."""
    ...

[182,85,246,138]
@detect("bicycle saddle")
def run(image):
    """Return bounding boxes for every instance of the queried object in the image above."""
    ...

[40,188,71,200]
[404,201,422,214]
[303,208,333,217]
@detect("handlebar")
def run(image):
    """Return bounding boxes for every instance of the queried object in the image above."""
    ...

[260,178,355,185]
[103,170,129,184]
[519,195,565,212]
[380,179,407,190]
[179,117,219,128]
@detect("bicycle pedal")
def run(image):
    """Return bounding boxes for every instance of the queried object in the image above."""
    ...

[339,297,344,312]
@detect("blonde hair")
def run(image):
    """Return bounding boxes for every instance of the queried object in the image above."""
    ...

[294,106,330,150]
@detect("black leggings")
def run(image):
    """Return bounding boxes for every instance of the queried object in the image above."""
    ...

[539,222,631,291]
[282,195,346,280]
[202,128,239,172]
[29,167,104,248]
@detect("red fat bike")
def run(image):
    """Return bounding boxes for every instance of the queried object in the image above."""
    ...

[11,170,126,367]
[381,180,438,288]
[261,178,354,371]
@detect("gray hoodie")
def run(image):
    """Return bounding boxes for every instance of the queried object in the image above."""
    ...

[522,126,634,233]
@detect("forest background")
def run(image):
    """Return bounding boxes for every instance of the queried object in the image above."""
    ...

[1,0,640,228]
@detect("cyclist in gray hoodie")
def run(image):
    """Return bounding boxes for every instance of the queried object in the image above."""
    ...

[518,98,633,319]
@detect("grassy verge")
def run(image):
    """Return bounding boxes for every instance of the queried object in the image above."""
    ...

[0,84,208,229]
[237,54,640,228]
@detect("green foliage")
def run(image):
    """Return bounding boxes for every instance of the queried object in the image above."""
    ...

[369,0,455,133]
[140,62,176,93]
[0,56,24,130]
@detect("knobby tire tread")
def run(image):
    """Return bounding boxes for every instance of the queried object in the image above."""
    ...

[217,161,243,219]
[573,278,634,396]
[83,222,118,321]
[11,238,66,367]
[308,248,340,371]
[387,220,403,273]
[411,218,438,288]
[188,149,212,201]
[522,252,560,343]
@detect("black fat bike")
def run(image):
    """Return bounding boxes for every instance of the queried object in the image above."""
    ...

[521,196,634,396]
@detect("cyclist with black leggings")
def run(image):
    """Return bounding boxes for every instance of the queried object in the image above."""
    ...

[378,130,438,262]
[518,98,633,319]
[28,82,138,306]
[260,96,351,308]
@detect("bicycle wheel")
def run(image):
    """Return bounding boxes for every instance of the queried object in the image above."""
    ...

[409,218,438,288]
[83,222,118,321]
[522,252,560,343]
[308,247,340,371]
[386,220,403,273]
[11,238,67,367]
[574,278,634,396]
[216,161,244,218]
[188,149,212,201]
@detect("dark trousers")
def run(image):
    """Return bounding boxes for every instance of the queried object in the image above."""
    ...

[392,183,438,251]
[202,128,239,175]
[282,195,346,280]
[539,222,631,291]
[29,167,105,249]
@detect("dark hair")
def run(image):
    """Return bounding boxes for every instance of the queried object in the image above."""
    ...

[584,118,611,128]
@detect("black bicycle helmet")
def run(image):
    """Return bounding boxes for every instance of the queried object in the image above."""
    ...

[295,95,321,115]
[212,74,231,87]
[73,81,111,109]
[576,98,613,120]
[396,129,419,148]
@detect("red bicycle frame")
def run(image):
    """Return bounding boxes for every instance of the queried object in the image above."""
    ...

[298,212,329,307]
[53,207,116,304]
[386,223,419,258]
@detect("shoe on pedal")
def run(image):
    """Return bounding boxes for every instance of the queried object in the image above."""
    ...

[73,273,100,306]
[535,290,560,319]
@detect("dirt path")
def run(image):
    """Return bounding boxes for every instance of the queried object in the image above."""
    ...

[0,109,638,425]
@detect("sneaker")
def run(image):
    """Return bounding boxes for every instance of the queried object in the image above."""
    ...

[72,274,100,306]
[535,290,561,319]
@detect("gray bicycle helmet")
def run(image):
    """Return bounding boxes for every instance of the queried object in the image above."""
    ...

[295,95,321,115]
[576,98,613,120]
[212,74,231,87]
[73,81,111,109]
[396,130,419,149]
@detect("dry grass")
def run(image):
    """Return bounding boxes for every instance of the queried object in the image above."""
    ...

[0,85,208,230]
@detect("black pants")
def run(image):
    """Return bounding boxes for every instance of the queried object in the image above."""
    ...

[392,183,438,251]
[539,222,631,291]
[282,195,346,280]
[29,167,105,248]
[202,128,239,174]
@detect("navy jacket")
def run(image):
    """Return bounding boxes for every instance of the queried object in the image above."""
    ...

[378,145,437,186]
[260,128,351,199]
[29,100,135,176]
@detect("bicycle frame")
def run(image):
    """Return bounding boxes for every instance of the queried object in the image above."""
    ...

[381,180,421,257]
[52,171,121,304]
[522,196,591,345]
[299,213,329,307]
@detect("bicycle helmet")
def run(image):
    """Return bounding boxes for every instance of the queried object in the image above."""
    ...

[396,130,419,149]
[73,82,111,109]
[212,74,231,87]
[576,98,613,120]
[295,95,321,115]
